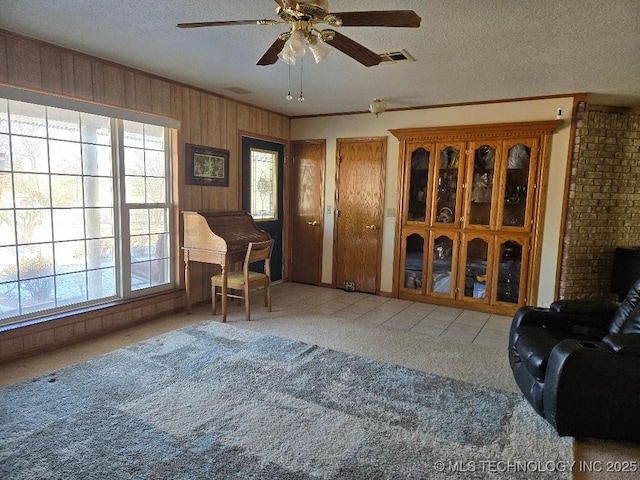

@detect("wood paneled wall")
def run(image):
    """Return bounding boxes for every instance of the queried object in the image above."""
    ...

[0,29,290,362]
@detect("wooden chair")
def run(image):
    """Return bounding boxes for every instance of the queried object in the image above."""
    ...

[211,239,274,321]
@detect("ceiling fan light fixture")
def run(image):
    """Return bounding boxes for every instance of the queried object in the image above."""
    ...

[278,29,307,64]
[369,98,387,117]
[288,30,307,57]
[277,48,297,65]
[308,37,329,64]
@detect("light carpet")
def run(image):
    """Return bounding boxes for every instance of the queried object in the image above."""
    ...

[0,320,572,479]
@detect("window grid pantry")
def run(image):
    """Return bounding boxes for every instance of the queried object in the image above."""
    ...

[0,99,172,326]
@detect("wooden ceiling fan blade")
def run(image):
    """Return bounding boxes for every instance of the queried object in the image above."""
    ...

[257,37,287,66]
[333,10,421,28]
[324,31,381,67]
[177,19,269,28]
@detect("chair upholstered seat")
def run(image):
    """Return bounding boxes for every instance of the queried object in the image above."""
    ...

[211,239,273,321]
[222,270,269,283]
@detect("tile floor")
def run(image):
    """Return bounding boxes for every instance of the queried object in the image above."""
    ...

[261,282,512,349]
[0,282,513,388]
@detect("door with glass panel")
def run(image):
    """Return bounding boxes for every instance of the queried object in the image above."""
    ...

[459,233,493,305]
[464,141,499,229]
[241,136,284,281]
[433,143,464,227]
[428,231,458,298]
[497,139,538,230]
[400,230,426,294]
[493,235,529,305]
[404,143,433,224]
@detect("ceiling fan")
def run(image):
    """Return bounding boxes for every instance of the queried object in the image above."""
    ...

[177,0,421,67]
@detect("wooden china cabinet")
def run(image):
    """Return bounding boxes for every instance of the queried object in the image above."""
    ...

[390,121,562,315]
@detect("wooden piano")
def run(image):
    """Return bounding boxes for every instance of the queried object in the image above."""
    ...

[182,211,270,321]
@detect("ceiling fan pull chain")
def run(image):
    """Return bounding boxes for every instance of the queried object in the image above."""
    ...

[298,56,305,102]
[286,60,293,100]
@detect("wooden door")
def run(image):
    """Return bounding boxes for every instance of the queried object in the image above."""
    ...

[290,141,325,285]
[334,137,386,294]
[241,136,284,281]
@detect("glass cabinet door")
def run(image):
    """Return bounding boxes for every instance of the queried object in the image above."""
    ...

[467,142,498,227]
[402,232,425,292]
[434,143,463,226]
[429,232,456,296]
[500,140,536,229]
[495,237,528,304]
[461,235,490,301]
[406,145,431,222]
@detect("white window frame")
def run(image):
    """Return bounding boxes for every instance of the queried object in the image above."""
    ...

[0,94,175,326]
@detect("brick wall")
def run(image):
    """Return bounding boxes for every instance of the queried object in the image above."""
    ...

[559,105,640,299]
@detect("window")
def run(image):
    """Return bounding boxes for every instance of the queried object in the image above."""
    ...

[0,99,172,325]
[249,148,278,221]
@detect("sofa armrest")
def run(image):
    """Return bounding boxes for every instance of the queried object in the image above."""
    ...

[543,339,640,440]
[511,306,550,328]
[511,305,611,333]
[602,333,640,356]
[550,299,619,317]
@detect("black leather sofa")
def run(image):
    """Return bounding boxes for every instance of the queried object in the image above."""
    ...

[509,280,640,441]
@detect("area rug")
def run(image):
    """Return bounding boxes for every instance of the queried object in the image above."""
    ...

[0,321,572,479]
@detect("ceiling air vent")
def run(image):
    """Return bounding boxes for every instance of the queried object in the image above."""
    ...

[224,86,253,95]
[378,50,414,64]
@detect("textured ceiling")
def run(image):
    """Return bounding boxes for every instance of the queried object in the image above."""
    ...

[1,0,639,117]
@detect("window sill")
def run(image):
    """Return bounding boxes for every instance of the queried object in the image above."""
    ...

[0,289,185,335]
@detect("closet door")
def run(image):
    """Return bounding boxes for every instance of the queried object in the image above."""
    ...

[290,141,324,285]
[334,137,385,294]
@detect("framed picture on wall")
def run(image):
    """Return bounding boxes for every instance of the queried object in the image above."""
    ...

[185,143,229,187]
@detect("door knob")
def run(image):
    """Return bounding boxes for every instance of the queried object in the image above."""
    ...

[365,225,379,231]
[307,220,319,226]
